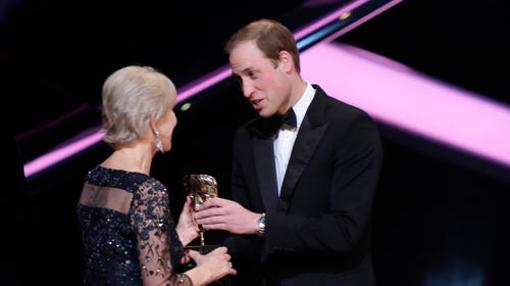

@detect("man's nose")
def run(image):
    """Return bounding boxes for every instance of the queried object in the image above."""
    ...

[242,80,254,98]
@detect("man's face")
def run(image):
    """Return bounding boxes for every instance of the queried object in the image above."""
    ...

[229,41,291,117]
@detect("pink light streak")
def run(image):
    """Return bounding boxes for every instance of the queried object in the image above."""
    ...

[177,0,378,102]
[24,0,387,178]
[176,67,232,103]
[24,130,105,177]
[301,42,510,168]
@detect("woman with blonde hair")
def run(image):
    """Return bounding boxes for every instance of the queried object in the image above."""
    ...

[77,65,236,285]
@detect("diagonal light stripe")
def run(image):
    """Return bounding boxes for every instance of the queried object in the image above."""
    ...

[22,0,402,178]
[301,42,510,168]
[294,0,370,40]
[176,0,379,102]
[23,130,105,177]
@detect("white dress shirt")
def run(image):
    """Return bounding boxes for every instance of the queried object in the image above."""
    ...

[274,82,315,195]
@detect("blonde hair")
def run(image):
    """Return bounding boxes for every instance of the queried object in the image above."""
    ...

[101,65,176,146]
[225,19,300,73]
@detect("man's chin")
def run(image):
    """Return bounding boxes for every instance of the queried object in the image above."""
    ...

[257,109,274,118]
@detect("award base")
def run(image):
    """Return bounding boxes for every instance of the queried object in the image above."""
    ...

[185,244,221,254]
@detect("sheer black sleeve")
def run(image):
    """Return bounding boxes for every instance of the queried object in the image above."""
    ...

[130,179,193,286]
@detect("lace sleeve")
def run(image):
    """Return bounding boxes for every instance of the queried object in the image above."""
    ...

[130,179,193,286]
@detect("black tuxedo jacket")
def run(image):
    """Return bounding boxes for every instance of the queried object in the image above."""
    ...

[226,85,383,286]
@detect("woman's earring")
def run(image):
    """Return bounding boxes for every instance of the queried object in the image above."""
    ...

[154,130,164,154]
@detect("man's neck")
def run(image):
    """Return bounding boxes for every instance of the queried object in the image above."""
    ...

[284,77,307,113]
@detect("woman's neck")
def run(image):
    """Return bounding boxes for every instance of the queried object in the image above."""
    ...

[102,143,154,175]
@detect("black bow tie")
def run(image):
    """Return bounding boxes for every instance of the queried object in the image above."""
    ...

[279,108,297,128]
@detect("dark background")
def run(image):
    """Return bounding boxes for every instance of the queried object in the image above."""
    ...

[2,0,509,285]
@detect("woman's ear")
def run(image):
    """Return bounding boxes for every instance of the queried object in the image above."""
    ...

[149,114,158,135]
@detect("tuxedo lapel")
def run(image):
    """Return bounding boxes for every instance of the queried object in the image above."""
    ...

[253,136,279,213]
[249,85,330,213]
[279,116,328,210]
[279,86,330,211]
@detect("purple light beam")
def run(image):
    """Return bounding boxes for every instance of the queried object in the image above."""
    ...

[301,42,510,168]
[20,0,405,178]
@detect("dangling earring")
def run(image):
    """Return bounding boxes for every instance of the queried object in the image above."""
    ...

[154,130,165,154]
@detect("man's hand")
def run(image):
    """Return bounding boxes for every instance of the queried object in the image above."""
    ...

[194,197,262,235]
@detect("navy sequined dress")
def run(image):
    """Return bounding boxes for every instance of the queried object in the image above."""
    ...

[77,166,192,285]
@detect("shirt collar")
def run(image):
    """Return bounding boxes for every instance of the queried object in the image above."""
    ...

[292,81,315,129]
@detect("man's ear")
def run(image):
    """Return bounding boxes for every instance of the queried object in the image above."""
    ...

[278,50,294,73]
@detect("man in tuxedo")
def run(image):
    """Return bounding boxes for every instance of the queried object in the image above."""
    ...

[194,19,383,286]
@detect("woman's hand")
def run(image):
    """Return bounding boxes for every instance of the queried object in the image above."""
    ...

[185,247,237,285]
[176,196,199,246]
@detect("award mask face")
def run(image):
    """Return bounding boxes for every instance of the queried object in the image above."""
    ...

[182,174,218,211]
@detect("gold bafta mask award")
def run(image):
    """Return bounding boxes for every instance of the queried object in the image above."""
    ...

[182,174,218,250]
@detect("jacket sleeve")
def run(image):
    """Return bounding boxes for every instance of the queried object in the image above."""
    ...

[224,127,262,265]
